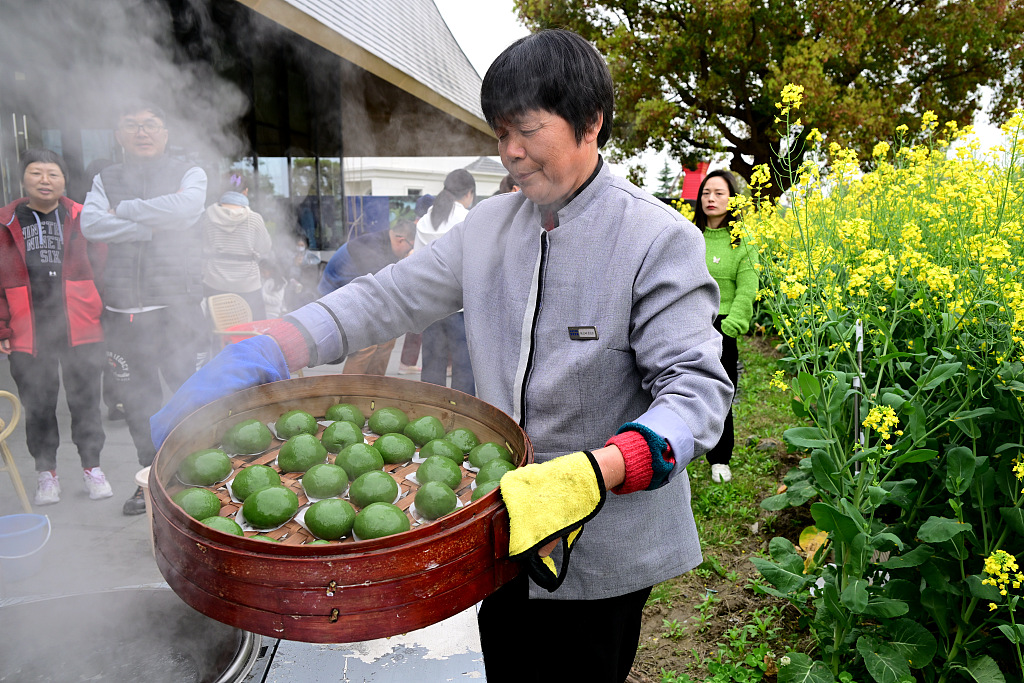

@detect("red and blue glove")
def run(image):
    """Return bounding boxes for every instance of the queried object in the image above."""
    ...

[150,334,291,450]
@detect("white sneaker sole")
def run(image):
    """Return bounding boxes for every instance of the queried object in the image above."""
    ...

[87,486,114,500]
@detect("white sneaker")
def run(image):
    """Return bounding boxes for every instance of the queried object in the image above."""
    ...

[34,471,61,505]
[711,464,732,483]
[84,467,114,500]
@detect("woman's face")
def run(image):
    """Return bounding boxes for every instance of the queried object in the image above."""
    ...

[700,176,731,226]
[23,162,66,208]
[495,109,601,207]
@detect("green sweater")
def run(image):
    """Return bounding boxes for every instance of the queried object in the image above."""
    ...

[703,227,759,334]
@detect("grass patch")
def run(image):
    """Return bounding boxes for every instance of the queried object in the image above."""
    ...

[687,335,792,547]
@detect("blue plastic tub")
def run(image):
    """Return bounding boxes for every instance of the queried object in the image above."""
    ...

[0,513,50,582]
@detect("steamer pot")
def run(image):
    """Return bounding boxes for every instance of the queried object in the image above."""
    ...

[151,375,530,643]
[0,587,260,682]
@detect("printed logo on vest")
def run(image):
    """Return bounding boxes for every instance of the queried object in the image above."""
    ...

[568,326,598,341]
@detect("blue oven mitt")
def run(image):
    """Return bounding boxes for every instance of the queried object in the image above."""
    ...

[150,335,289,450]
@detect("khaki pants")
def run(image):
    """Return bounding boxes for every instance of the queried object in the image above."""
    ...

[342,338,397,376]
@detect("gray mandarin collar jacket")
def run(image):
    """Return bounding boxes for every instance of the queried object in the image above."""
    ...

[288,163,732,599]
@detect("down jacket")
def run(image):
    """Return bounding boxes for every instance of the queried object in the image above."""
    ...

[0,196,105,354]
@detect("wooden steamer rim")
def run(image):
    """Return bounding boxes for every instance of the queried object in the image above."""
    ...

[151,375,532,643]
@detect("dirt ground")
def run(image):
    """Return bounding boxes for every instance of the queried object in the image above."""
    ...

[630,413,814,681]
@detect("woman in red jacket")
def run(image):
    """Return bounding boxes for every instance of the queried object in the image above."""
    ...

[0,149,111,505]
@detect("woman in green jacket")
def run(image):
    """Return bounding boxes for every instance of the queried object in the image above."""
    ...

[694,170,759,483]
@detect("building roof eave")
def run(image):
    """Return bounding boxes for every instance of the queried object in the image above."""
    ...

[236,0,495,140]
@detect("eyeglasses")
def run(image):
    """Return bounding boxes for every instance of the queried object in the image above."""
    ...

[119,120,165,135]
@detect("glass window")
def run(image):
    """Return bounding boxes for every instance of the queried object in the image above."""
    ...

[317,157,344,249]
[80,130,116,171]
[255,156,293,241]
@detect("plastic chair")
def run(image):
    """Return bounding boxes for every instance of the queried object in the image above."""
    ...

[0,391,31,513]
[207,294,255,348]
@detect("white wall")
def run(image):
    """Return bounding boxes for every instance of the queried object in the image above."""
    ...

[343,156,506,197]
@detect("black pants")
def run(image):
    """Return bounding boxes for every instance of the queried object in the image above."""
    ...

[103,306,203,467]
[8,343,106,472]
[477,573,652,683]
[706,315,738,465]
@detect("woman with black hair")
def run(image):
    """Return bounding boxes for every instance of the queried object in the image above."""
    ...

[414,168,476,395]
[0,149,111,505]
[693,169,759,483]
[151,29,732,682]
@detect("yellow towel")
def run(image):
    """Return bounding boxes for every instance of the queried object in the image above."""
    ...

[500,450,606,591]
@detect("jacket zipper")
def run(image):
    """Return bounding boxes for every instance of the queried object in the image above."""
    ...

[135,172,148,308]
[518,231,549,431]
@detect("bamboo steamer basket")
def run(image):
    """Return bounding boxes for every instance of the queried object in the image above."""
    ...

[151,375,531,643]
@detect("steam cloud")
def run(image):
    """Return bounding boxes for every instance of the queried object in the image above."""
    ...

[0,0,249,167]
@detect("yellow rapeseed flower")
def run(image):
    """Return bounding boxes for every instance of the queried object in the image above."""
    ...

[770,371,790,392]
[863,405,900,441]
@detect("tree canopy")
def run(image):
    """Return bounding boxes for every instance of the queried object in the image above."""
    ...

[513,0,1024,193]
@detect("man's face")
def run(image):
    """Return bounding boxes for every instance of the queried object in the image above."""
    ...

[115,109,168,159]
[494,109,601,207]
[23,162,65,208]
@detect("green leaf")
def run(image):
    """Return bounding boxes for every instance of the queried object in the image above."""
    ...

[919,362,961,391]
[995,442,1024,454]
[884,618,937,669]
[791,396,810,418]
[920,589,951,637]
[769,536,806,575]
[966,574,1002,602]
[751,558,807,594]
[869,532,904,552]
[950,407,995,420]
[786,480,819,506]
[955,655,1006,683]
[996,624,1024,644]
[861,597,910,618]
[866,485,888,507]
[821,582,850,629]
[798,371,822,400]
[841,578,869,613]
[811,449,842,496]
[945,446,977,495]
[881,479,918,509]
[880,392,906,412]
[784,426,835,449]
[825,375,850,417]
[951,416,982,439]
[906,404,926,446]
[999,507,1024,536]
[810,502,862,544]
[917,516,972,542]
[857,636,911,683]
[760,492,792,511]
[893,449,937,466]
[880,544,934,568]
[778,652,836,683]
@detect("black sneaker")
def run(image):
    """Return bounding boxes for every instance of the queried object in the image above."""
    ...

[123,486,146,516]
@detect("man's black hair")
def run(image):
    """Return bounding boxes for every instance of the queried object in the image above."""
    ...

[117,101,166,123]
[481,29,614,148]
[20,148,68,182]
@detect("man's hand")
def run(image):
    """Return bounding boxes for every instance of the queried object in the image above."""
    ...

[150,335,289,450]
[0,339,10,354]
